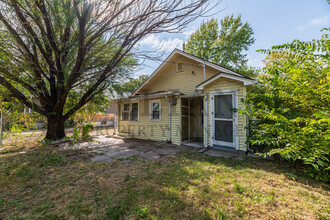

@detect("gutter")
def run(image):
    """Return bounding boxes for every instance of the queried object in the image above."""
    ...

[112,92,181,101]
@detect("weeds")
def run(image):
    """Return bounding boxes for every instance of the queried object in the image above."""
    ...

[0,143,329,219]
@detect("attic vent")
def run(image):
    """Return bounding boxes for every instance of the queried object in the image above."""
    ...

[176,61,183,72]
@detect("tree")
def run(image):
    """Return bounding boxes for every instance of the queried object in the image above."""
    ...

[111,75,148,95]
[0,0,215,140]
[245,29,330,182]
[186,15,255,76]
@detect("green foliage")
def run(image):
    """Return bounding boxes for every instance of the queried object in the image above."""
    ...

[111,75,148,96]
[216,206,231,219]
[0,85,45,140]
[234,182,244,194]
[81,123,93,139]
[72,119,94,141]
[186,15,256,77]
[72,126,80,140]
[135,207,150,219]
[246,29,330,182]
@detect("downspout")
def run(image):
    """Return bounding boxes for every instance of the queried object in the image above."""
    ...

[166,95,171,142]
[204,95,208,148]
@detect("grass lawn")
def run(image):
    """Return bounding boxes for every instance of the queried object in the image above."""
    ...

[0,139,329,219]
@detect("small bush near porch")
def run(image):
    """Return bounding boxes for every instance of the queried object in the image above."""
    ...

[0,140,329,219]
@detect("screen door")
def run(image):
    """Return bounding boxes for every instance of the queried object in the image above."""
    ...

[212,93,235,148]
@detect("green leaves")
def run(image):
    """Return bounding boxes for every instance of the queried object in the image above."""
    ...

[246,29,330,182]
[186,15,256,77]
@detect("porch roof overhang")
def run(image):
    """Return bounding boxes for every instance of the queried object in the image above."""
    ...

[129,91,182,100]
[180,93,205,98]
[195,72,257,91]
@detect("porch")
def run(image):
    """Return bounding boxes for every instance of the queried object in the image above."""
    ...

[180,90,241,151]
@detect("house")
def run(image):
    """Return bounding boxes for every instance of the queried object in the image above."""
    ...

[115,49,255,151]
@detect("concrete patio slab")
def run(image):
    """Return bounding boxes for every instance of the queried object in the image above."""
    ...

[105,149,142,159]
[91,155,113,162]
[204,149,245,160]
[57,136,247,162]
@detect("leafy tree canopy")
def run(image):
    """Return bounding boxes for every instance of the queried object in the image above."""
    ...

[186,15,256,77]
[111,75,148,96]
[246,29,330,182]
[0,0,212,140]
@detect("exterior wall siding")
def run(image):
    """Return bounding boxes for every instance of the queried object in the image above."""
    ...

[139,54,219,95]
[118,96,182,145]
[117,53,249,150]
[203,77,247,151]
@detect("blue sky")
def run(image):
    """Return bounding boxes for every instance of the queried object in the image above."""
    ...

[134,0,330,77]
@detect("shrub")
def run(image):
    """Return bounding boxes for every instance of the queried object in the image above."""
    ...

[245,29,330,182]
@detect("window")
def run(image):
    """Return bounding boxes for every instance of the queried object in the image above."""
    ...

[122,102,139,121]
[176,61,183,72]
[123,103,129,121]
[131,103,139,121]
[150,101,161,121]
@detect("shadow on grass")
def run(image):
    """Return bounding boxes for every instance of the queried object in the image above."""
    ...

[0,145,329,219]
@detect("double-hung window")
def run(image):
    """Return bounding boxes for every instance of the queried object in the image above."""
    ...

[131,103,139,121]
[150,100,161,121]
[123,103,130,121]
[122,102,139,121]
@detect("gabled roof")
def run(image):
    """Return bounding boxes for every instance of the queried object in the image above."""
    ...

[132,48,253,96]
[195,72,256,90]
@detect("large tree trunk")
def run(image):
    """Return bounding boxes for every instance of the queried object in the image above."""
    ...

[46,115,66,140]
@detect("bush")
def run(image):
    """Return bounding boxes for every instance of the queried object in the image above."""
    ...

[72,119,94,141]
[245,29,330,182]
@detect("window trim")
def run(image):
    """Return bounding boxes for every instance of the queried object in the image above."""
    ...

[122,102,139,122]
[130,101,139,122]
[150,100,161,121]
[176,61,183,72]
[122,103,130,121]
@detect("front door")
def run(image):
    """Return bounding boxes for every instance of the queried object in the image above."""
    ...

[211,92,236,148]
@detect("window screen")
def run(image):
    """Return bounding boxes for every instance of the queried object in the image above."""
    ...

[214,95,232,119]
[215,121,233,142]
[123,103,129,121]
[151,102,160,120]
[131,103,138,121]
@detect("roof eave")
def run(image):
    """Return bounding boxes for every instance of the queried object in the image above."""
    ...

[195,73,256,90]
[132,48,253,96]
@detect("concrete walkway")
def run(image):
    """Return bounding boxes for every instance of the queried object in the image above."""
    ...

[59,136,193,162]
[57,135,247,162]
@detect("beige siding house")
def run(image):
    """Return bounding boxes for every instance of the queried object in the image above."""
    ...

[115,49,255,151]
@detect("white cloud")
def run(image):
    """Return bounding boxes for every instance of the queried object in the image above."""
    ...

[247,55,263,68]
[182,30,196,39]
[138,34,183,52]
[297,14,330,31]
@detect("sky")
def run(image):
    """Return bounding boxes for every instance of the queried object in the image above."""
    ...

[132,0,330,77]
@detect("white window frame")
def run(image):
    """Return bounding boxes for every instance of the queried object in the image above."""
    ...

[176,61,183,72]
[122,102,139,122]
[122,103,130,121]
[130,101,139,122]
[150,100,161,121]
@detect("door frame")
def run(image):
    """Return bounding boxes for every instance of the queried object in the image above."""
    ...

[210,89,238,150]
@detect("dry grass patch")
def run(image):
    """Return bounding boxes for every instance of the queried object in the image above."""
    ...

[0,140,329,219]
